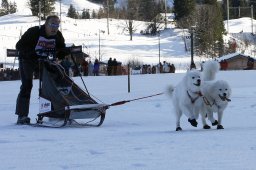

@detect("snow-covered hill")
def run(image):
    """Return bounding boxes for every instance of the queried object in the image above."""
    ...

[0,0,189,69]
[0,0,255,70]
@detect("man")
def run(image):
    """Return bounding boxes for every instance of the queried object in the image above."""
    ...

[15,15,66,124]
[107,57,112,76]
[112,58,118,75]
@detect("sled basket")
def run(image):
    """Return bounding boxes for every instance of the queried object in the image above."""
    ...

[37,60,108,127]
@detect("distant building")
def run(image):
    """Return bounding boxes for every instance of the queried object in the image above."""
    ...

[216,53,255,70]
[158,13,175,24]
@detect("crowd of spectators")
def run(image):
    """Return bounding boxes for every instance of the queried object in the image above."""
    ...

[0,68,20,81]
[138,61,176,74]
[0,60,177,81]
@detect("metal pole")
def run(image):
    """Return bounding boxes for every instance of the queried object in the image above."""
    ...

[43,0,46,20]
[164,0,167,29]
[251,5,254,34]
[158,31,160,65]
[238,6,240,18]
[99,29,101,61]
[227,0,229,33]
[60,0,62,32]
[39,1,41,26]
[190,27,196,70]
[107,0,110,35]
[191,30,194,69]
[128,64,130,93]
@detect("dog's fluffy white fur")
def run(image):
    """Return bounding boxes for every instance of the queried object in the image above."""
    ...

[199,60,232,129]
[168,60,231,131]
[168,69,202,131]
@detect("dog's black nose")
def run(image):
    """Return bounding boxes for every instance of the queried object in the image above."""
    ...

[197,79,201,84]
[223,93,227,96]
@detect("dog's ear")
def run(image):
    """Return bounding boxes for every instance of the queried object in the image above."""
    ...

[226,83,232,97]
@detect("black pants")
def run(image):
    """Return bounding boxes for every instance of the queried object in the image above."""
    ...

[15,59,39,117]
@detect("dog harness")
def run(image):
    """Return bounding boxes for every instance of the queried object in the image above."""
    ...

[187,90,202,104]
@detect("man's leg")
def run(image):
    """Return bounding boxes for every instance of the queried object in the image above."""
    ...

[15,59,35,124]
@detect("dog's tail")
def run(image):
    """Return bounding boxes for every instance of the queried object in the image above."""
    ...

[166,85,175,97]
[202,60,220,81]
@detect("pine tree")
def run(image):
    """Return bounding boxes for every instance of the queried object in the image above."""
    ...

[91,9,97,19]
[196,0,225,57]
[0,9,5,16]
[1,0,9,14]
[103,0,115,13]
[1,0,8,10]
[82,9,90,19]
[138,0,155,21]
[67,4,77,19]
[0,0,17,15]
[127,0,139,20]
[173,0,196,21]
[28,0,55,19]
[249,0,256,19]
[124,0,140,40]
[9,2,17,14]
[97,7,105,19]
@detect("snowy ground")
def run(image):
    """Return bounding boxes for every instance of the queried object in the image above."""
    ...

[0,69,256,170]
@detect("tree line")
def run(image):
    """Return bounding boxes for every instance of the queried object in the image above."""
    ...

[174,0,256,57]
[0,0,17,16]
[174,0,225,57]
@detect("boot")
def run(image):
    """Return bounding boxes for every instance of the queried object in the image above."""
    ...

[17,115,30,125]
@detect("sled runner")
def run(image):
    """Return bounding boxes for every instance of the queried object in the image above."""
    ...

[34,46,108,127]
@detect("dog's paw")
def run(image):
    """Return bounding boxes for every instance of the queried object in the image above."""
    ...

[176,127,182,131]
[212,120,218,126]
[203,125,211,129]
[217,125,224,129]
[188,119,198,127]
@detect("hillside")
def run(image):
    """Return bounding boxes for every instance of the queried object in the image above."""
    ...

[0,0,255,70]
[0,0,189,68]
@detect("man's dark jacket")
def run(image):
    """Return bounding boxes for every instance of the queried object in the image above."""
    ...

[16,25,66,60]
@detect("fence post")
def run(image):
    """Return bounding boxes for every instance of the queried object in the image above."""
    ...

[128,64,130,93]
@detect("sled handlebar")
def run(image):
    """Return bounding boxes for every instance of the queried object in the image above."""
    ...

[37,46,83,59]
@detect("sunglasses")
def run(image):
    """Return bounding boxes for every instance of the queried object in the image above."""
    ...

[48,23,60,28]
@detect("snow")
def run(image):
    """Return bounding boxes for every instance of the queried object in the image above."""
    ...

[0,1,256,170]
[1,70,256,170]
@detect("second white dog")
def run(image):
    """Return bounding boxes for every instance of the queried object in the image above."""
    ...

[199,60,232,129]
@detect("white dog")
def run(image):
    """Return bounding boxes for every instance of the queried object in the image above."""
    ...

[168,69,202,131]
[200,60,232,129]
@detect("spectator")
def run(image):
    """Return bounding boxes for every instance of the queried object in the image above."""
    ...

[169,64,175,73]
[163,61,169,73]
[88,61,94,76]
[81,59,88,76]
[93,59,100,76]
[107,57,113,76]
[112,58,118,75]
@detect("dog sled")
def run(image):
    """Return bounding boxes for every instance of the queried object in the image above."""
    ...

[8,46,108,127]
[9,47,163,128]
[35,46,110,127]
